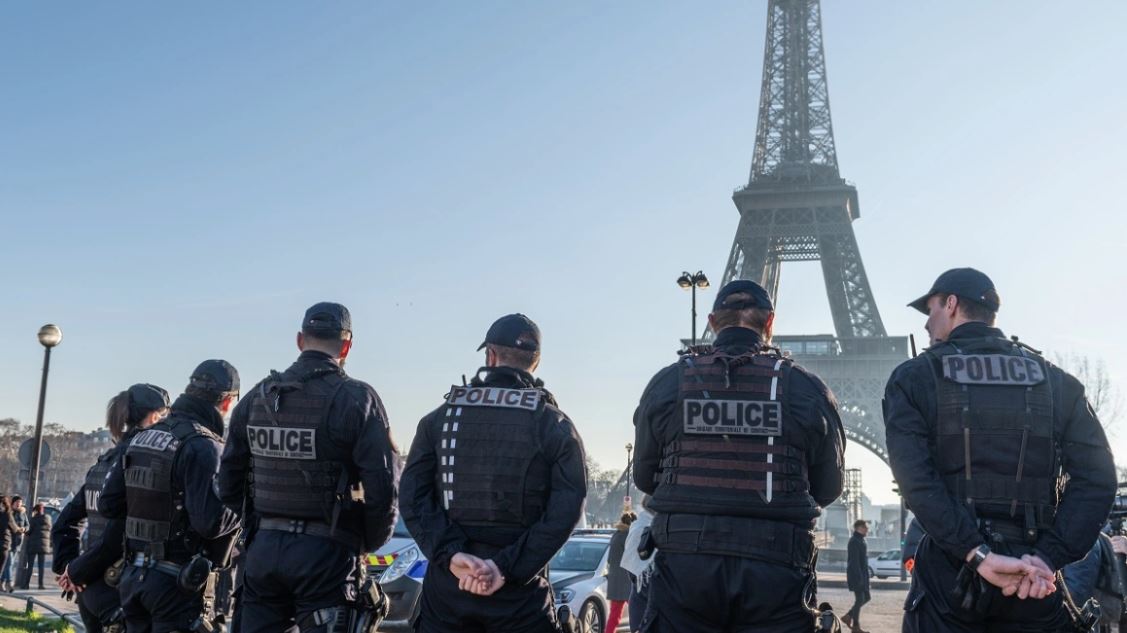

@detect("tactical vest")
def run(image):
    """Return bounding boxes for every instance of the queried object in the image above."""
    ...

[435,384,552,528]
[652,350,811,517]
[928,337,1059,540]
[82,448,118,548]
[245,370,352,523]
[123,419,210,562]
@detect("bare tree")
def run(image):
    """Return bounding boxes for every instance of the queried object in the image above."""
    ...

[1055,353,1122,429]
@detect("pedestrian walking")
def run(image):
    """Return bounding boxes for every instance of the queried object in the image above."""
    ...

[843,519,870,633]
[885,268,1117,632]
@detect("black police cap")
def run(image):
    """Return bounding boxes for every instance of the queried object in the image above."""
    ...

[127,383,170,422]
[302,302,352,338]
[712,280,774,312]
[477,314,541,352]
[908,268,999,315]
[189,359,240,396]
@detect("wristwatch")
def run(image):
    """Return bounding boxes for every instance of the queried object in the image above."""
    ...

[968,544,991,571]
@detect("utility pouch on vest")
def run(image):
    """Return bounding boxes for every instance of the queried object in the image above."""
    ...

[358,576,390,621]
[104,558,125,588]
[177,555,213,594]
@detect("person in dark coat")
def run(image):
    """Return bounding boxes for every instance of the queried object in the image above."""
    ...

[4,497,27,590]
[23,503,51,590]
[843,519,871,633]
[0,497,17,593]
[605,511,636,632]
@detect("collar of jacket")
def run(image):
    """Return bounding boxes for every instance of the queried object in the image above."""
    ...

[945,321,1006,344]
[713,326,764,351]
[471,365,538,389]
[170,393,225,437]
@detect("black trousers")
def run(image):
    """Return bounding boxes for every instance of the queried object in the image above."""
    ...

[240,530,358,633]
[640,551,816,633]
[903,535,1073,633]
[119,566,205,633]
[77,577,123,633]
[846,588,870,627]
[21,551,45,587]
[415,560,559,633]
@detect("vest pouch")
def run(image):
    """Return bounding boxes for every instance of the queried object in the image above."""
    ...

[177,555,213,595]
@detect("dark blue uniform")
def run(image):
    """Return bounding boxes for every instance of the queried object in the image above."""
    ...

[884,322,1116,632]
[100,395,241,633]
[52,436,134,633]
[400,366,587,633]
[633,327,845,633]
[218,351,400,633]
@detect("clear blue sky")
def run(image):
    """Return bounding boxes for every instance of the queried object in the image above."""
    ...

[3,2,1125,505]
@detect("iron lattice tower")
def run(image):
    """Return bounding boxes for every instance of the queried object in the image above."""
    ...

[843,468,864,526]
[709,0,908,463]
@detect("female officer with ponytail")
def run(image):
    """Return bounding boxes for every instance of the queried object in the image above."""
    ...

[52,384,169,633]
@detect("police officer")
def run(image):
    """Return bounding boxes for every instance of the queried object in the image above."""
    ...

[53,383,170,633]
[99,361,243,633]
[400,314,587,633]
[885,268,1117,632]
[633,280,846,633]
[218,302,400,633]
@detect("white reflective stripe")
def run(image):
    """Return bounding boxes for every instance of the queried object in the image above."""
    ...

[441,439,447,449]
[449,456,454,467]
[450,439,457,449]
[766,436,775,503]
[452,422,459,433]
[441,456,447,466]
[455,407,463,417]
[445,408,452,417]
[443,423,449,433]
[767,360,783,503]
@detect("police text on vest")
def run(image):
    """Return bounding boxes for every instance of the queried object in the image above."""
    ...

[683,399,783,436]
[248,426,317,460]
[446,386,541,411]
[130,429,177,452]
[943,354,1046,386]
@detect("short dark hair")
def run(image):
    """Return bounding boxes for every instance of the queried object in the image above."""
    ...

[487,343,540,371]
[185,386,236,406]
[937,292,999,326]
[854,519,868,529]
[11,496,21,503]
[711,293,773,335]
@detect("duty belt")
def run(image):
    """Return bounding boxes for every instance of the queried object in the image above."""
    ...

[651,513,816,570]
[258,517,362,551]
[130,554,182,578]
[979,519,1039,546]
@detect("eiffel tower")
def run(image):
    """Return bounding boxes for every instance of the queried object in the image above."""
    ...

[710,0,908,463]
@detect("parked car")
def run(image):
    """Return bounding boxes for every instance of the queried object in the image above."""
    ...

[867,548,903,579]
[375,518,427,631]
[551,534,629,633]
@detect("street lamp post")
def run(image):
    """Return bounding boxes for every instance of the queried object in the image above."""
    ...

[624,443,633,507]
[676,271,710,346]
[27,324,62,506]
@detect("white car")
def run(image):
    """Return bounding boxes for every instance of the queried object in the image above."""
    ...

[374,519,428,631]
[550,534,629,633]
[867,548,903,579]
